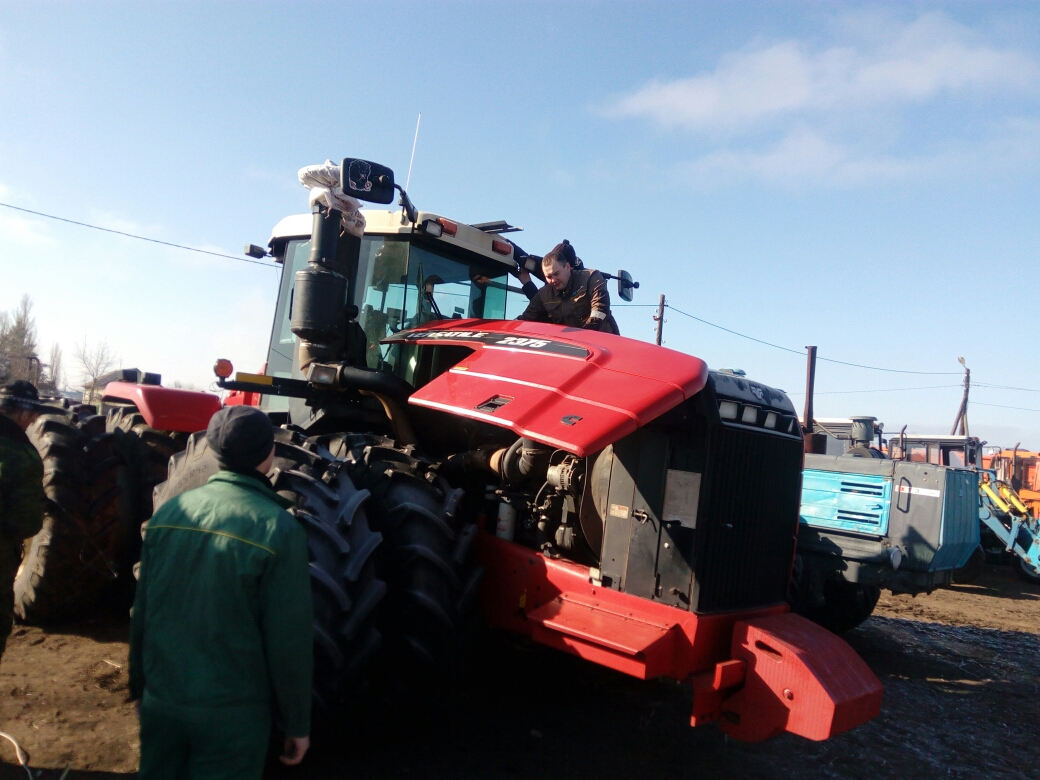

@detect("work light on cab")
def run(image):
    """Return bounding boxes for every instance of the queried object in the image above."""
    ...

[213,359,234,379]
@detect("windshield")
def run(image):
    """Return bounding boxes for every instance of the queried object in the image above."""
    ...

[264,234,527,399]
[356,239,519,372]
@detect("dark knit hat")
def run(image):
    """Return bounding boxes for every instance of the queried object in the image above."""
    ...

[206,406,275,473]
[542,239,577,268]
[0,380,55,414]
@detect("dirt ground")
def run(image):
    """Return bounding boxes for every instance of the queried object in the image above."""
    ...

[1,562,1037,780]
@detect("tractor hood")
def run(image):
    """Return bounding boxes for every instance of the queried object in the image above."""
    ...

[383,320,709,456]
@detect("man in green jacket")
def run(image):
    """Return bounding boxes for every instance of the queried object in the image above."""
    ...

[130,406,313,779]
[0,381,47,660]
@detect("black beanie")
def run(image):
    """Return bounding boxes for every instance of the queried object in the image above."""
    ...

[206,406,275,473]
[543,239,577,268]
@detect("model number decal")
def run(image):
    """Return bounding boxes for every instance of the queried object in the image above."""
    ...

[387,329,590,358]
[495,337,550,348]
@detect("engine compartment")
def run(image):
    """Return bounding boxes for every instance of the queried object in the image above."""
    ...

[427,369,806,615]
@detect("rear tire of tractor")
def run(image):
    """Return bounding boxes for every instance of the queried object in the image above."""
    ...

[152,429,387,708]
[327,434,483,692]
[14,414,128,623]
[1015,556,1040,585]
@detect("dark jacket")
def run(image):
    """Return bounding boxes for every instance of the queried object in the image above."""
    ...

[129,471,313,737]
[0,414,44,543]
[517,268,619,334]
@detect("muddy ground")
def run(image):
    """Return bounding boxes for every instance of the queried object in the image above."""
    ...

[1,562,1037,780]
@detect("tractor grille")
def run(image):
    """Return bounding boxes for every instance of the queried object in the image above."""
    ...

[692,425,804,613]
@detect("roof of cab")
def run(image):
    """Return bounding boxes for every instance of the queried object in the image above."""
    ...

[269,209,516,268]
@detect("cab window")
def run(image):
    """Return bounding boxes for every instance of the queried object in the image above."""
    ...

[356,239,513,372]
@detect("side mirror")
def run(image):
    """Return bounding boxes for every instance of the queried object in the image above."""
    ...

[339,158,396,204]
[617,270,639,302]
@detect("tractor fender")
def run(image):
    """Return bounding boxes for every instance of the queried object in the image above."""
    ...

[102,382,222,434]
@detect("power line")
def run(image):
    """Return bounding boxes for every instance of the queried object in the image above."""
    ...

[973,401,1040,413]
[0,201,276,269]
[665,304,806,356]
[976,382,1040,393]
[663,303,960,374]
[787,384,962,396]
[814,355,961,375]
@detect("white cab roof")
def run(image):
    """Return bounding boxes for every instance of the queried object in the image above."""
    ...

[269,209,516,268]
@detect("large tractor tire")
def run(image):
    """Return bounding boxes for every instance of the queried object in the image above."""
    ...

[788,554,880,634]
[105,405,188,577]
[14,413,129,623]
[798,579,880,634]
[324,434,484,688]
[152,430,386,708]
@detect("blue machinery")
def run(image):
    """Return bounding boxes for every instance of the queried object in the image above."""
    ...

[977,470,1040,580]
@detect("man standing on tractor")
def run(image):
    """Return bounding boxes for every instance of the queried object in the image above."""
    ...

[0,381,46,661]
[130,406,313,779]
[517,240,620,334]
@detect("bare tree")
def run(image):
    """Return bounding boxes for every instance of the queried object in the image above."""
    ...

[74,338,118,398]
[0,311,10,383]
[0,295,40,384]
[172,380,205,392]
[44,342,64,392]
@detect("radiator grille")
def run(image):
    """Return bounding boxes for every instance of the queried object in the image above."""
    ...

[692,425,804,613]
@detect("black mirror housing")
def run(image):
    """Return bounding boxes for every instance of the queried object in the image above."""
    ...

[339,158,396,204]
[617,269,638,302]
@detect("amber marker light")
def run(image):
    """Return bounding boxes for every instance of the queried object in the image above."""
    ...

[213,359,234,379]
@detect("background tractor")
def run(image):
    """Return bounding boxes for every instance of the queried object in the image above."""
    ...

[25,158,884,740]
[14,371,219,622]
[887,433,1040,584]
[791,416,980,633]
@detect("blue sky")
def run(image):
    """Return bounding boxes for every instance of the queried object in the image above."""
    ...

[1,2,1038,447]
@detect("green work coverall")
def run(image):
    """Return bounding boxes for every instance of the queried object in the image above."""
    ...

[129,471,313,780]
[0,414,44,658]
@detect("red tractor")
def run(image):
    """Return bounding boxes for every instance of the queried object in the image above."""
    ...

[72,159,883,740]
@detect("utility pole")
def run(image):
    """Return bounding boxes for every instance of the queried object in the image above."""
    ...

[653,294,666,345]
[951,357,970,436]
[803,346,825,454]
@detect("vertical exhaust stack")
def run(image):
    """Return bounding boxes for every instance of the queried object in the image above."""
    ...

[290,205,361,369]
[803,346,826,454]
[290,157,394,372]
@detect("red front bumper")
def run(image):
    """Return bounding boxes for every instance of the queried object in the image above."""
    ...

[476,533,882,742]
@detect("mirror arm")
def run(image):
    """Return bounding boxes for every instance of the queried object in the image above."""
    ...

[395,184,418,224]
[600,271,640,290]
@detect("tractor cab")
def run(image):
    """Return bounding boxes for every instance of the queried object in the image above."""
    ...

[887,433,983,468]
[252,158,638,429]
[262,208,531,418]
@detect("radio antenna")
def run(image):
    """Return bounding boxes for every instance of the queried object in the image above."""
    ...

[405,112,422,192]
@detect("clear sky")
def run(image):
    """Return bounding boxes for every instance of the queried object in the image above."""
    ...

[1,2,1038,447]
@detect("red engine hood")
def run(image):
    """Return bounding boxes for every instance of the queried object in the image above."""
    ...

[103,382,222,433]
[383,320,709,456]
